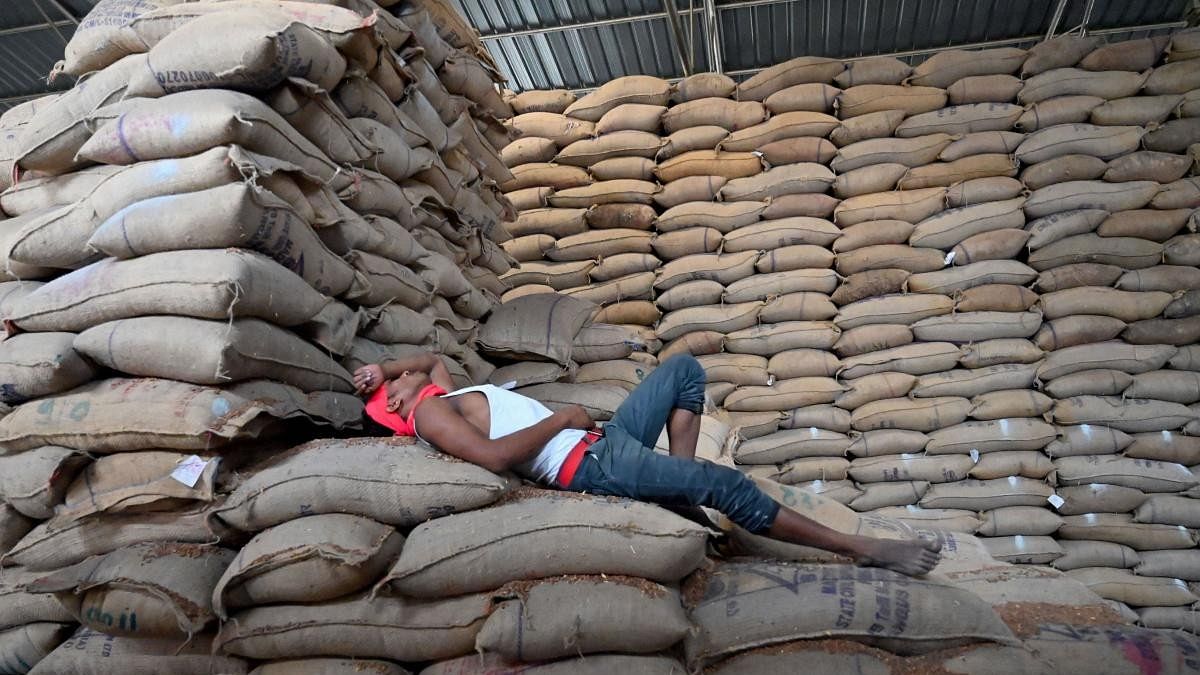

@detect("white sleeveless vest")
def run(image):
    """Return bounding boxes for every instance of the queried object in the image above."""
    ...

[425,384,584,483]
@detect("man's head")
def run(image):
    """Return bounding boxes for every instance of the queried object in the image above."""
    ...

[383,369,432,417]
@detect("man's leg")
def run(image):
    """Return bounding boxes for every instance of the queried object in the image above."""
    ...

[607,354,706,456]
[569,432,942,577]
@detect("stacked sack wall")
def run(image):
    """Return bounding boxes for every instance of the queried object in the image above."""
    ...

[0,0,524,670]
[497,31,1200,634]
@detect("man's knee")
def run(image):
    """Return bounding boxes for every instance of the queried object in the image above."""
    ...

[662,353,705,389]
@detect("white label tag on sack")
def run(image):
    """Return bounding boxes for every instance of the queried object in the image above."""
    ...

[969,449,980,463]
[170,455,209,488]
[1047,494,1066,510]
[499,380,517,390]
[943,251,956,266]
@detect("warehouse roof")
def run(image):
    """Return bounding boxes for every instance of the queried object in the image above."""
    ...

[456,0,1192,92]
[0,0,1193,110]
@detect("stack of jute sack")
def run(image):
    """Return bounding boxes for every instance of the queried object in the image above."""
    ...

[39,431,1196,674]
[0,0,524,669]
[1004,33,1200,633]
[495,29,1200,636]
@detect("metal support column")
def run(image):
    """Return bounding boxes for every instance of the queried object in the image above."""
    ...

[704,0,723,73]
[1045,0,1070,40]
[663,0,694,76]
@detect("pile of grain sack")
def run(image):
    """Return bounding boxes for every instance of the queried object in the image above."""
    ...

[13,430,1200,675]
[0,0,525,670]
[497,31,1200,636]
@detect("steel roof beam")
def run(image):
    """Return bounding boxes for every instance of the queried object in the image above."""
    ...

[479,8,704,41]
[0,18,75,37]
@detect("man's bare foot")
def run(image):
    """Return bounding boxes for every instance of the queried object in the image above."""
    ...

[854,537,943,577]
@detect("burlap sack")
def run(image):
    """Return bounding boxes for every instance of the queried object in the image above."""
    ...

[1019,68,1150,104]
[1023,181,1160,219]
[851,396,971,432]
[1059,512,1198,550]
[831,270,913,306]
[1052,540,1140,571]
[1055,456,1197,493]
[423,653,685,675]
[835,56,912,87]
[30,542,233,637]
[969,389,1054,420]
[3,502,224,572]
[958,338,1043,368]
[909,47,1025,88]
[217,438,509,532]
[75,317,353,393]
[925,418,1056,454]
[839,342,962,379]
[909,198,1026,250]
[216,592,490,663]
[0,166,124,218]
[919,477,1055,510]
[834,294,954,329]
[956,284,1039,312]
[736,56,845,101]
[594,103,665,134]
[10,246,330,332]
[837,85,948,118]
[510,89,576,114]
[834,372,918,410]
[477,293,596,365]
[0,623,72,674]
[0,568,73,633]
[830,109,907,146]
[912,363,1038,399]
[1022,623,1200,675]
[939,130,1025,161]
[0,446,85,520]
[907,262,1038,296]
[381,491,707,597]
[213,514,402,619]
[87,183,363,299]
[1132,492,1200,528]
[909,309,1041,342]
[125,9,349,97]
[848,453,975,484]
[476,577,689,661]
[0,332,94,406]
[722,321,841,355]
[0,378,359,454]
[1052,396,1196,434]
[29,627,247,675]
[13,146,308,269]
[685,562,1016,669]
[969,450,1055,480]
[564,75,670,122]
[900,154,1018,190]
[832,323,913,357]
[834,187,946,227]
[846,429,929,457]
[249,659,403,675]
[54,451,217,522]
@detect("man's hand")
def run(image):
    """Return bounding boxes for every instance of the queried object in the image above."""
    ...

[354,364,385,395]
[558,404,595,430]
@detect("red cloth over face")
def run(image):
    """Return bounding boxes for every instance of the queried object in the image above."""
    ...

[364,383,447,436]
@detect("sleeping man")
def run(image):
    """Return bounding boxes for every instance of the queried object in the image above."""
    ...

[355,351,942,576]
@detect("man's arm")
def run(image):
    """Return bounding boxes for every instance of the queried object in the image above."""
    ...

[354,351,454,394]
[414,397,592,473]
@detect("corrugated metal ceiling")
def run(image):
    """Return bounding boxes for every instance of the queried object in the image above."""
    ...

[454,0,1191,91]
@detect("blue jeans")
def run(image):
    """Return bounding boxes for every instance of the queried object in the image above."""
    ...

[566,355,781,533]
